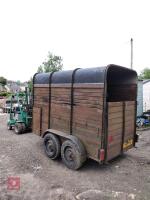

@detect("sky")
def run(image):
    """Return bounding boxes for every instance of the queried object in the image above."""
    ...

[0,0,150,82]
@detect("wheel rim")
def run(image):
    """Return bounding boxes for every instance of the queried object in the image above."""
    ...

[45,139,56,156]
[64,147,75,162]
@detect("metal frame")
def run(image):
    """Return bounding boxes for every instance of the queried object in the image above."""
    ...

[48,72,55,129]
[70,68,80,134]
[100,65,110,163]
[121,101,125,153]
[32,73,39,107]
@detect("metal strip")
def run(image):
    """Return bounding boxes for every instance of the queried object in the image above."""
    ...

[133,100,137,146]
[40,107,43,135]
[104,101,108,162]
[100,66,108,163]
[48,72,55,129]
[121,101,125,153]
[32,73,39,133]
[32,73,39,106]
[70,68,80,135]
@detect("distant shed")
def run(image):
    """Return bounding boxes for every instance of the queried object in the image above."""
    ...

[137,80,143,116]
[143,79,150,112]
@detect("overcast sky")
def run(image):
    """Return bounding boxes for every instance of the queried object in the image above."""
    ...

[0,0,149,81]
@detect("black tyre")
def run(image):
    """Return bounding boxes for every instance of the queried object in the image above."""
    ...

[44,133,61,160]
[14,123,23,134]
[21,123,26,132]
[7,124,12,130]
[61,139,86,170]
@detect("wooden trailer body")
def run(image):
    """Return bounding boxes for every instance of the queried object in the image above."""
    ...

[33,64,138,166]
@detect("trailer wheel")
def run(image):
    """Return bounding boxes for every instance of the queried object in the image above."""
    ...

[61,139,86,170]
[14,123,23,134]
[44,133,61,160]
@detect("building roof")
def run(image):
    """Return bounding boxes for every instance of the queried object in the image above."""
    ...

[143,79,150,84]
[0,84,6,92]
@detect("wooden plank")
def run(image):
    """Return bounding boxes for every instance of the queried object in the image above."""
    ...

[73,117,102,128]
[50,117,70,133]
[125,101,135,106]
[74,102,103,109]
[124,134,134,141]
[73,131,100,145]
[74,88,104,94]
[107,100,136,162]
[108,117,123,126]
[34,88,49,92]
[126,107,135,112]
[51,88,71,94]
[108,129,122,137]
[107,144,121,161]
[108,123,123,132]
[42,107,49,124]
[107,133,122,144]
[34,84,49,87]
[108,106,123,113]
[32,107,41,135]
[34,89,49,94]
[125,115,135,121]
[73,122,102,136]
[34,102,49,107]
[73,83,104,88]
[108,112,123,120]
[42,122,48,133]
[108,102,123,107]
[74,92,103,97]
[51,83,72,88]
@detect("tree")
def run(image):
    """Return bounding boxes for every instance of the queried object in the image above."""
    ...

[28,77,33,92]
[16,80,21,85]
[0,77,7,86]
[37,52,63,73]
[139,68,150,79]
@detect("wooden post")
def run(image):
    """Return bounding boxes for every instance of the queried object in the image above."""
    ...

[131,38,133,69]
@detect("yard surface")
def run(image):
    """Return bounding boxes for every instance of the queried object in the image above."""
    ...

[0,114,150,200]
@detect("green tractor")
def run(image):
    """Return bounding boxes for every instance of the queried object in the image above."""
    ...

[7,87,32,134]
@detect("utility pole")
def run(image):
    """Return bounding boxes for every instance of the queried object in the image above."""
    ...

[131,38,133,69]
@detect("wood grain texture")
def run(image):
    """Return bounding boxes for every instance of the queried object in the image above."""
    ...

[107,101,135,161]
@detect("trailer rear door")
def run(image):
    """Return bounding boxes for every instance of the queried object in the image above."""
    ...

[105,65,137,161]
[107,101,136,161]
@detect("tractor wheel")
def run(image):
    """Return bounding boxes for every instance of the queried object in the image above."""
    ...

[44,133,61,160]
[14,123,23,134]
[7,124,12,130]
[21,123,26,132]
[61,139,86,170]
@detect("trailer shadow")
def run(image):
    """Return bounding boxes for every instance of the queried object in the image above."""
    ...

[81,154,128,172]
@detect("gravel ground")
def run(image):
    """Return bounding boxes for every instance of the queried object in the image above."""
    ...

[0,114,150,200]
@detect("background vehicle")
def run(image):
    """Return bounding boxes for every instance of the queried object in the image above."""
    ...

[136,115,150,128]
[33,65,138,170]
[7,88,32,134]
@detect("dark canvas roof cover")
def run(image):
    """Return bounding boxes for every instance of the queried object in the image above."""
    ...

[34,72,51,84]
[33,64,137,85]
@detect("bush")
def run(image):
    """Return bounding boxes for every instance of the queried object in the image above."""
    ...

[0,92,12,97]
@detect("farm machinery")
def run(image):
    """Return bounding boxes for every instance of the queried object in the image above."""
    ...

[7,87,32,134]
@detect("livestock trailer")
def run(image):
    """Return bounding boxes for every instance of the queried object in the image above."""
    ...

[33,64,138,170]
